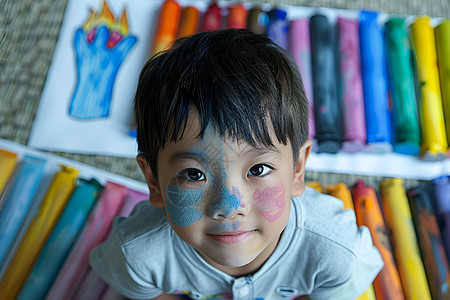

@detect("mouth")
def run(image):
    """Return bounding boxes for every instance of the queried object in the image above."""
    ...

[207,230,256,244]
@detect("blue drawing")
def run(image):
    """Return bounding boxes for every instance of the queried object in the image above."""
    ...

[69,1,137,119]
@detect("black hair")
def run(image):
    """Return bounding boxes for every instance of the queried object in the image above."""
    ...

[135,29,308,177]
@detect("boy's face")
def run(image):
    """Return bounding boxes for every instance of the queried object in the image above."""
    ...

[138,113,311,276]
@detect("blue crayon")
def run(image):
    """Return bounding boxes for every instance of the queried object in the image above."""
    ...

[359,10,392,153]
[0,155,46,272]
[267,9,289,50]
[17,178,103,300]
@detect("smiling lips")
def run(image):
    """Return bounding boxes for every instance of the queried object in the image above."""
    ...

[208,230,255,244]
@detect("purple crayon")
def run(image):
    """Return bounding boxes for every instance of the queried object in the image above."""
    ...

[337,17,366,153]
[289,19,316,148]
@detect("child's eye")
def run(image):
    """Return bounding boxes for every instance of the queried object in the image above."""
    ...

[179,168,206,181]
[248,164,272,177]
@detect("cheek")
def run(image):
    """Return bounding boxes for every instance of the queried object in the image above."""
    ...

[253,182,286,223]
[165,185,204,227]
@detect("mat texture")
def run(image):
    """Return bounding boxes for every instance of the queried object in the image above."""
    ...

[1,0,448,186]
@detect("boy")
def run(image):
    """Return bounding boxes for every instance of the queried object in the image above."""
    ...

[90,29,383,299]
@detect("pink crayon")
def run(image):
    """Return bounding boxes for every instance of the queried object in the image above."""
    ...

[289,19,315,145]
[45,181,128,300]
[337,17,366,153]
[72,189,149,300]
[201,1,222,32]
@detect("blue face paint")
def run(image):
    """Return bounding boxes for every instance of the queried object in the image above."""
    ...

[166,185,203,227]
[208,186,242,217]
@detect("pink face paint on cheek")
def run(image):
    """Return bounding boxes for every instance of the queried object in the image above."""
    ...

[253,182,286,223]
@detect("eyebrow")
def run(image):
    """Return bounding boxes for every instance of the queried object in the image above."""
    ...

[168,151,208,165]
[242,145,281,157]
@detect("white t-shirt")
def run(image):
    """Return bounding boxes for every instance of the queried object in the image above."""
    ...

[90,186,383,300]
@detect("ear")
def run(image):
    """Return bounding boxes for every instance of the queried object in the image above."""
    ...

[291,139,313,197]
[136,155,164,207]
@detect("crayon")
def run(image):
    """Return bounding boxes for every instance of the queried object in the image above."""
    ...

[410,16,448,160]
[288,19,315,146]
[0,149,17,194]
[359,10,392,153]
[267,9,289,50]
[201,1,221,32]
[0,155,46,273]
[408,185,450,300]
[151,0,181,55]
[45,181,128,300]
[435,20,450,145]
[384,18,421,156]
[17,178,103,300]
[246,6,268,34]
[227,3,247,29]
[310,14,341,153]
[337,17,366,153]
[325,182,354,210]
[71,189,148,300]
[176,6,200,39]
[0,165,78,300]
[356,285,376,300]
[352,180,405,300]
[101,287,126,300]
[430,176,450,261]
[380,178,432,300]
[306,181,322,193]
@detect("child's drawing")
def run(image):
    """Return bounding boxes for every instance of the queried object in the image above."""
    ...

[69,0,137,119]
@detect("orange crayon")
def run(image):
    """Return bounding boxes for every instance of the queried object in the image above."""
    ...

[306,181,322,193]
[353,180,405,300]
[176,6,199,39]
[324,182,353,210]
[227,3,247,29]
[152,0,181,55]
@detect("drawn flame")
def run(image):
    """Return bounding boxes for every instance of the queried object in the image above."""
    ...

[82,0,129,48]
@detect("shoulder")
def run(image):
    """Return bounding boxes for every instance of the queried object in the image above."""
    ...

[289,187,383,299]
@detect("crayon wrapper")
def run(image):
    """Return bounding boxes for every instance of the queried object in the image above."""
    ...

[246,7,267,34]
[0,165,79,300]
[310,14,341,153]
[72,189,148,299]
[384,18,421,155]
[152,0,181,55]
[0,155,46,272]
[359,11,391,149]
[227,4,247,29]
[267,9,288,50]
[408,185,450,300]
[410,17,448,155]
[201,2,221,32]
[380,178,432,300]
[289,19,315,140]
[0,149,17,193]
[337,17,366,152]
[325,182,354,210]
[353,181,405,300]
[176,6,199,39]
[17,178,103,300]
[45,181,128,300]
[435,20,450,144]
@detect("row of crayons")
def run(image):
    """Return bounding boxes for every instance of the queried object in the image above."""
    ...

[306,176,450,300]
[0,148,145,300]
[148,0,450,161]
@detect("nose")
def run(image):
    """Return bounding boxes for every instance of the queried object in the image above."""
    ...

[207,185,247,219]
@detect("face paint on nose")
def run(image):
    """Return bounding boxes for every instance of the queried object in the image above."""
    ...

[166,185,203,227]
[253,182,286,223]
[208,185,242,217]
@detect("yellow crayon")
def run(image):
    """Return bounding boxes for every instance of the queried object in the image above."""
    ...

[306,181,322,193]
[0,149,17,194]
[0,165,78,300]
[324,182,353,210]
[435,20,450,145]
[380,178,432,300]
[410,16,448,160]
[356,285,376,300]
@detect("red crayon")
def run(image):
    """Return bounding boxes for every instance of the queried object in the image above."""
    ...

[201,1,222,32]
